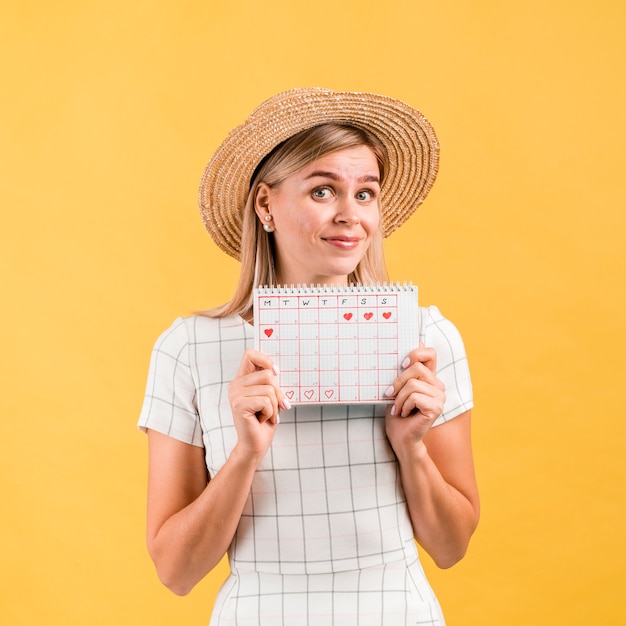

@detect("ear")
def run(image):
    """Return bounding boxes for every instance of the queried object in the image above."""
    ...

[253,182,272,222]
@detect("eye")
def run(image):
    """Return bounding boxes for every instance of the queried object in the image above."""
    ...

[312,187,332,200]
[356,189,375,202]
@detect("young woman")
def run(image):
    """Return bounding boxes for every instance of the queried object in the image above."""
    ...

[138,88,479,625]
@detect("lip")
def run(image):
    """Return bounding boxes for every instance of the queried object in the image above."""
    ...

[322,236,362,250]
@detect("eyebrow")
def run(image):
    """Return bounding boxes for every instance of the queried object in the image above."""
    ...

[304,170,380,184]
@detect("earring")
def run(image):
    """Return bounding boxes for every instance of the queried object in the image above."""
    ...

[262,214,275,233]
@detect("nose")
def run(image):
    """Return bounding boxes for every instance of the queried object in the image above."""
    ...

[334,197,360,225]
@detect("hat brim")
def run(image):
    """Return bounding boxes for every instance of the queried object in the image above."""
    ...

[199,88,439,260]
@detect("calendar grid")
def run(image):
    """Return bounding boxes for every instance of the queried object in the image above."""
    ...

[254,285,418,405]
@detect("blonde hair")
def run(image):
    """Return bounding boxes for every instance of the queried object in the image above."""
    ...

[202,123,390,320]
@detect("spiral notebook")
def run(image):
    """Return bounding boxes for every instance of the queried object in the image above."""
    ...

[253,284,419,405]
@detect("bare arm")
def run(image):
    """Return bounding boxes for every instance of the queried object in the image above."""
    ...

[145,349,287,595]
[392,411,479,568]
[385,346,479,568]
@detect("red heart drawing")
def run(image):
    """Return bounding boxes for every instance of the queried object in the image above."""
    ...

[343,313,353,321]
[264,328,274,338]
[285,390,294,399]
[304,390,314,400]
[364,312,373,320]
[324,389,334,399]
[382,311,392,319]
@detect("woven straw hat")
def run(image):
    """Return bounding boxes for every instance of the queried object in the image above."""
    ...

[199,87,439,260]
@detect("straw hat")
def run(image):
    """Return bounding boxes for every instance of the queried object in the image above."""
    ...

[199,87,439,260]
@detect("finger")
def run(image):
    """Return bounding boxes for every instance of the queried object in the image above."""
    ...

[392,380,445,418]
[236,348,279,377]
[279,394,292,412]
[231,368,290,413]
[386,361,442,401]
[233,368,282,388]
[402,344,437,375]
[230,388,286,431]
[235,385,280,422]
[391,392,444,419]
[233,350,292,417]
[398,393,443,419]
[245,360,290,412]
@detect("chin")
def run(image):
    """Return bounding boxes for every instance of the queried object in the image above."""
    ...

[321,263,360,282]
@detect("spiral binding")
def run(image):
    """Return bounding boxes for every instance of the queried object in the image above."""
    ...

[254,282,416,295]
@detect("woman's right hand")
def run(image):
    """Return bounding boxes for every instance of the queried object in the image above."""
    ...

[228,349,289,459]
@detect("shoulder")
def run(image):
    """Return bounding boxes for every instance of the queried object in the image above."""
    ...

[154,314,249,345]
[419,305,473,424]
[150,315,252,362]
[419,305,467,352]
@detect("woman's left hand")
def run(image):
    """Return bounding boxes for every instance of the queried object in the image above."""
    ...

[385,343,446,451]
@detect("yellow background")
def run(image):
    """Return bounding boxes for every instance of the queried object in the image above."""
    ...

[2,1,625,624]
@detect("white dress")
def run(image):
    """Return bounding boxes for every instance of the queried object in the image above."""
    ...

[138,307,473,625]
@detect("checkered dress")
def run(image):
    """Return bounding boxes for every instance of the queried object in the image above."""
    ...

[138,307,473,625]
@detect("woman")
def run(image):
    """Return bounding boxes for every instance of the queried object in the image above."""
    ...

[138,88,479,625]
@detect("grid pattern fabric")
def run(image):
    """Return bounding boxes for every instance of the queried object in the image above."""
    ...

[211,556,444,625]
[138,306,473,624]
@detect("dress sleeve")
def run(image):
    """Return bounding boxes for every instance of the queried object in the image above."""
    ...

[137,318,204,447]
[420,306,474,426]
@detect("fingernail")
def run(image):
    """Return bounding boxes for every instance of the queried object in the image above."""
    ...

[283,398,291,410]
[390,405,396,416]
[401,357,410,369]
[276,414,280,425]
[272,364,280,376]
[385,385,395,397]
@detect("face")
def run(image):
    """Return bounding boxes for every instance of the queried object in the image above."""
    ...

[255,145,381,286]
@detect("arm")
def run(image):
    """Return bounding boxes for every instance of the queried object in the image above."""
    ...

[385,346,479,568]
[145,349,287,595]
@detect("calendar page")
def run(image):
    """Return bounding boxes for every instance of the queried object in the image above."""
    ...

[253,284,419,405]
